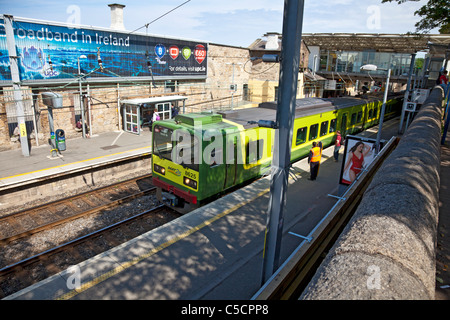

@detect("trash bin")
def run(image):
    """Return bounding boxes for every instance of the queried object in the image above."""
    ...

[55,129,66,151]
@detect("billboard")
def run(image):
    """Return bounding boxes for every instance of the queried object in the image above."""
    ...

[0,17,208,82]
[339,135,381,185]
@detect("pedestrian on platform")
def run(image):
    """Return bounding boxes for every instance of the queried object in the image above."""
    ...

[334,131,342,162]
[152,108,160,123]
[439,70,449,96]
[317,140,323,175]
[308,141,321,181]
[171,104,178,118]
[439,70,448,85]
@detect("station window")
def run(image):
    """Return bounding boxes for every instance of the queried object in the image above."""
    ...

[350,113,357,125]
[357,111,362,123]
[296,127,307,145]
[309,124,318,141]
[157,102,171,120]
[246,139,264,164]
[329,119,336,133]
[320,121,328,137]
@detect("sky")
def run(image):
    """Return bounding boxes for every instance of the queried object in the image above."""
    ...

[0,0,439,48]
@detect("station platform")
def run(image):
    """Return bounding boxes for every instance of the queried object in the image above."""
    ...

[0,130,153,189]
[1,118,449,300]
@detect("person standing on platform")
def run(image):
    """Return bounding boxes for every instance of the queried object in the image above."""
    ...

[171,104,178,118]
[334,131,342,162]
[317,140,323,175]
[439,70,448,85]
[152,108,160,123]
[308,141,321,181]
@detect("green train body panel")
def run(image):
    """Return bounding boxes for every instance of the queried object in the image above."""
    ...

[152,95,402,204]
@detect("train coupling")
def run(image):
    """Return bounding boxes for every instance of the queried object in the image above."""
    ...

[161,191,180,207]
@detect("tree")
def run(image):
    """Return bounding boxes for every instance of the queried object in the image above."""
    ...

[382,0,450,33]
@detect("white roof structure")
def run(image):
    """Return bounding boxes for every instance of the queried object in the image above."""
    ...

[301,33,450,53]
[120,95,187,105]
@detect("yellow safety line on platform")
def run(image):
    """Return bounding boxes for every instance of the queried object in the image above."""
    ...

[0,146,151,181]
[56,188,270,300]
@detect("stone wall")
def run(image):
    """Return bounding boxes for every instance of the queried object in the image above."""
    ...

[300,87,443,300]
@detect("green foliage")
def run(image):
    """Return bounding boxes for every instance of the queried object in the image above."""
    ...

[415,57,424,70]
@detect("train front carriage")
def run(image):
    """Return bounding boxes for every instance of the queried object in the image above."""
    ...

[151,112,242,212]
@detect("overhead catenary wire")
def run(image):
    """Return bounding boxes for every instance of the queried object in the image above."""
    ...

[128,0,192,35]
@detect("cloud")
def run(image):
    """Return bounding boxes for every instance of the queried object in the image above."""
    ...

[0,0,438,48]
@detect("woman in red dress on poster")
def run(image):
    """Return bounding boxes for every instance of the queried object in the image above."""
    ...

[343,141,371,183]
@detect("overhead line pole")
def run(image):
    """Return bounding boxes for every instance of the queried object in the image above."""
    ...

[4,15,30,157]
[261,0,305,285]
[398,53,416,134]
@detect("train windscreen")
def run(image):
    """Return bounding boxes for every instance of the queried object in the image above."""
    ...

[153,125,173,161]
[153,125,200,171]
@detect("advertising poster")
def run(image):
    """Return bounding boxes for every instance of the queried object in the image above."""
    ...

[339,135,382,185]
[0,17,207,82]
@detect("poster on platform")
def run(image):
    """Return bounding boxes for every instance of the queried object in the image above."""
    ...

[339,135,382,185]
[0,17,207,82]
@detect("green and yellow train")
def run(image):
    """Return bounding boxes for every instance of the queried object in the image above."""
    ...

[152,95,402,211]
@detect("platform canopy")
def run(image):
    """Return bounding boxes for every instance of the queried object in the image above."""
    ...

[120,95,187,106]
[302,33,450,53]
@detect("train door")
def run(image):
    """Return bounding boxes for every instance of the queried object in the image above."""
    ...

[224,135,237,189]
[340,113,348,137]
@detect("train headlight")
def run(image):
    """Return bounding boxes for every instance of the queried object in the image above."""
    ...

[184,176,197,189]
[153,164,165,175]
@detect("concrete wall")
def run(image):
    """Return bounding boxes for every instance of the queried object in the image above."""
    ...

[301,87,443,300]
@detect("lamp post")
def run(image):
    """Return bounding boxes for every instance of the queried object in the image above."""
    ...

[78,55,87,138]
[225,62,242,110]
[360,64,391,153]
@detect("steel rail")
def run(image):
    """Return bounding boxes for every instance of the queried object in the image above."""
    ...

[0,204,166,276]
[0,186,156,246]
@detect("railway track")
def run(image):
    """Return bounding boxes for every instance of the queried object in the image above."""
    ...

[0,174,180,299]
[0,174,154,247]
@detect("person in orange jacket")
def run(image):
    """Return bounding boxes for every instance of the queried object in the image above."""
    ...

[308,141,322,181]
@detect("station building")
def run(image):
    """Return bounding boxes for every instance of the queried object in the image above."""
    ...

[1,3,449,155]
[302,33,450,97]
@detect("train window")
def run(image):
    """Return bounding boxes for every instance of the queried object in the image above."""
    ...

[329,119,336,133]
[153,125,173,161]
[296,127,307,145]
[350,113,357,125]
[357,111,362,123]
[246,139,264,164]
[368,109,373,119]
[374,107,378,118]
[320,121,328,137]
[340,114,347,134]
[309,124,318,140]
